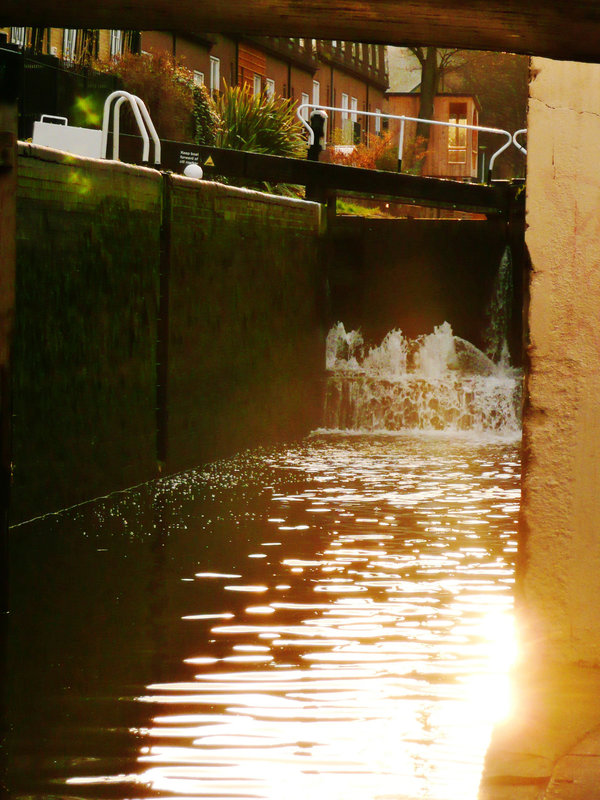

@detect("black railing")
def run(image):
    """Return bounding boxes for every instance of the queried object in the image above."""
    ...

[0,46,121,140]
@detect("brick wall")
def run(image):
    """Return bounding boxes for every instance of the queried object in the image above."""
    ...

[12,145,325,522]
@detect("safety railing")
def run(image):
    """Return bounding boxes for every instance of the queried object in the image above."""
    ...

[512,128,527,156]
[297,103,516,183]
[101,90,161,166]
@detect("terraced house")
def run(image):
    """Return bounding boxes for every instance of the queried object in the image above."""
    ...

[1,26,389,147]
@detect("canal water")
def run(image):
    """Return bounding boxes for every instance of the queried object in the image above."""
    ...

[7,325,521,800]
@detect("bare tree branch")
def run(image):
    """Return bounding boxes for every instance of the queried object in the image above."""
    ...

[408,46,426,66]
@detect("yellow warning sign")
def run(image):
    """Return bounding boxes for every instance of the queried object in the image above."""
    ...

[204,156,215,167]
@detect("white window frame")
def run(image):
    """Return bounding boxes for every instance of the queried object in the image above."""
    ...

[253,73,262,95]
[375,107,382,135]
[341,93,349,121]
[193,70,204,87]
[63,29,77,62]
[301,92,310,121]
[312,80,320,107]
[210,56,221,94]
[265,78,275,98]
[350,96,358,123]
[11,27,26,48]
[110,29,123,58]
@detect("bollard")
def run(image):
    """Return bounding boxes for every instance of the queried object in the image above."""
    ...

[307,109,328,162]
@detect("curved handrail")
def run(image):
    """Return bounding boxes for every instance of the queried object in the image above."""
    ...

[513,128,527,156]
[101,90,161,165]
[297,102,513,184]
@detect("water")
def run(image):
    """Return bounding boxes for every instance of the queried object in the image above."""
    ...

[323,321,521,435]
[8,435,520,800]
[483,245,513,365]
[8,321,522,800]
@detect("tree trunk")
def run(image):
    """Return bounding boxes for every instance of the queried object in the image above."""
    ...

[414,47,439,172]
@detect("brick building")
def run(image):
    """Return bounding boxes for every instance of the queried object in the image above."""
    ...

[1,26,140,62]
[140,33,389,145]
[387,92,482,180]
[2,27,389,148]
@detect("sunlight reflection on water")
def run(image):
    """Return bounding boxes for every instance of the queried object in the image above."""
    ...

[62,433,522,800]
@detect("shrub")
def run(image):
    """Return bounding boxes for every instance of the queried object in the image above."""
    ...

[329,131,397,171]
[95,50,220,145]
[192,84,220,146]
[215,83,306,157]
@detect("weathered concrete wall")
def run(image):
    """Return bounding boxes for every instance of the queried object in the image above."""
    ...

[12,146,324,524]
[519,57,600,666]
[328,216,522,362]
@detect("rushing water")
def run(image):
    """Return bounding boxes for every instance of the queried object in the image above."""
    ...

[323,321,521,435]
[8,322,522,800]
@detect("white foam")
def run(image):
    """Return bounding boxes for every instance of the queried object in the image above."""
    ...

[322,322,522,437]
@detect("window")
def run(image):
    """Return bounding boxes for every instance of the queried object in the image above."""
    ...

[110,30,123,58]
[210,56,220,94]
[299,38,305,49]
[301,92,310,121]
[375,107,381,135]
[341,93,349,121]
[368,45,374,66]
[253,73,262,95]
[350,96,358,123]
[63,29,77,62]
[448,102,468,164]
[193,70,204,87]
[11,27,26,48]
[266,78,275,98]
[312,80,320,107]
[331,40,337,49]
[340,93,351,144]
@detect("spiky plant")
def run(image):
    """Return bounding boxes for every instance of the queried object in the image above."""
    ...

[215,83,306,157]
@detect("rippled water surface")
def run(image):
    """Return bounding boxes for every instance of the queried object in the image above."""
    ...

[8,434,520,800]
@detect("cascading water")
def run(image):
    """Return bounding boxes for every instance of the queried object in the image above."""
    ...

[322,320,522,435]
[484,244,513,365]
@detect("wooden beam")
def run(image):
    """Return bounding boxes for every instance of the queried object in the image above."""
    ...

[3,1,600,62]
[200,144,512,215]
[117,136,513,214]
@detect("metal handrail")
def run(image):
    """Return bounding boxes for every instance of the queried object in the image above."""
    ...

[101,90,161,165]
[297,102,514,183]
[513,128,527,156]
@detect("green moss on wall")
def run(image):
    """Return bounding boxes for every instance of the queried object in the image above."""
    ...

[12,157,161,522]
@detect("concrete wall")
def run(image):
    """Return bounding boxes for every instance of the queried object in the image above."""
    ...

[12,145,324,524]
[519,57,600,666]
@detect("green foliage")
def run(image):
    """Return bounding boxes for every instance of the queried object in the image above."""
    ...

[215,83,306,157]
[95,51,220,145]
[192,84,221,146]
[336,198,391,217]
